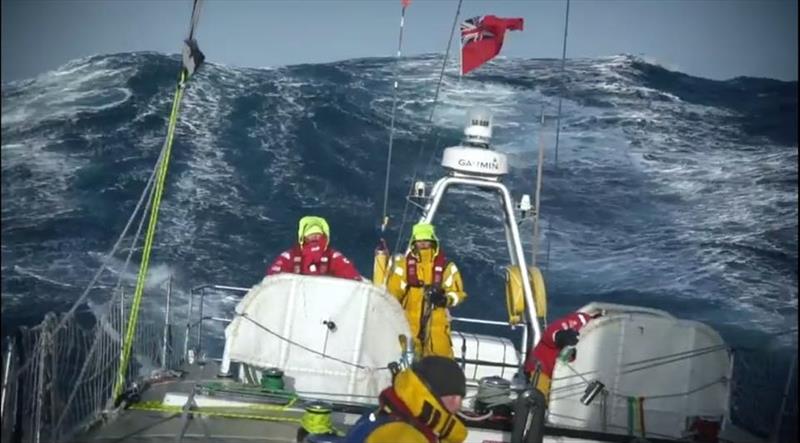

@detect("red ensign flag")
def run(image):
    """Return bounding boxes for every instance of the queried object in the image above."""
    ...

[460,15,524,75]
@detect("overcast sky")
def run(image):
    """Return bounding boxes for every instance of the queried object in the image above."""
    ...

[2,0,797,83]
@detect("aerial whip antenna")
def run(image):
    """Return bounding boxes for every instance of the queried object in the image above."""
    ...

[379,0,411,234]
[373,0,412,286]
[553,0,570,167]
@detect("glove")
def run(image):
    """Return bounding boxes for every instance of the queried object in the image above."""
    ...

[425,286,448,308]
[554,329,579,349]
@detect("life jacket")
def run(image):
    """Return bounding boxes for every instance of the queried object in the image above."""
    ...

[385,369,465,442]
[343,369,467,443]
[406,250,448,288]
[346,387,438,443]
[288,244,335,275]
[379,387,439,443]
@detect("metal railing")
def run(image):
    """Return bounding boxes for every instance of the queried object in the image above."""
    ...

[729,345,798,441]
[0,275,184,443]
[450,315,528,369]
[183,284,250,364]
[178,286,532,372]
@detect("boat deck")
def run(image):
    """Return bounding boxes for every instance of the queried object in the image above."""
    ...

[71,359,748,443]
[74,362,307,443]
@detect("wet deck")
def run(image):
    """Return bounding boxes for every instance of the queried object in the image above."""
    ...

[74,361,310,442]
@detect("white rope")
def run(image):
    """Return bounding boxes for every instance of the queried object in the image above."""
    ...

[457,410,492,421]
[474,381,512,409]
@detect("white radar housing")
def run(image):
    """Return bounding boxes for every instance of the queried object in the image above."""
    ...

[463,107,493,146]
[442,146,509,177]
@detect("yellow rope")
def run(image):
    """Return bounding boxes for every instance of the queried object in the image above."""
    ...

[130,399,342,436]
[129,401,302,424]
[113,72,187,402]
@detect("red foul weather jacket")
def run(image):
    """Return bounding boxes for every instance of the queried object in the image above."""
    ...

[524,311,593,377]
[266,243,361,281]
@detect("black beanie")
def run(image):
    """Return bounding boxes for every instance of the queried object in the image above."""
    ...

[411,356,466,397]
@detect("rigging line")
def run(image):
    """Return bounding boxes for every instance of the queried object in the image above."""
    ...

[545,218,552,271]
[10,1,207,394]
[7,124,167,386]
[558,343,729,382]
[531,108,546,267]
[380,2,410,232]
[176,386,202,443]
[113,156,159,344]
[201,382,375,404]
[188,0,203,41]
[55,179,153,432]
[772,354,797,438]
[551,343,731,390]
[114,80,187,402]
[553,0,570,167]
[544,411,683,441]
[114,0,206,403]
[393,0,463,253]
[238,313,390,371]
[558,361,726,401]
[419,0,466,186]
[617,343,729,370]
[551,346,730,396]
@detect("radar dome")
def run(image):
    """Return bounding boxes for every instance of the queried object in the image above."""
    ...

[463,107,493,148]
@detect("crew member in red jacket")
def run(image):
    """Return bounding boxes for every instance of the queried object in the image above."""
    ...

[523,310,596,401]
[266,215,361,280]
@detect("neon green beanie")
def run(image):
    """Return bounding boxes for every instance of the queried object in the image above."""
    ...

[408,222,439,253]
[298,216,330,244]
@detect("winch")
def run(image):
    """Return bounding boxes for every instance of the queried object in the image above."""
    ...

[474,376,514,418]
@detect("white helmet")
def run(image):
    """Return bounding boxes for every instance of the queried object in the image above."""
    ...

[463,107,493,147]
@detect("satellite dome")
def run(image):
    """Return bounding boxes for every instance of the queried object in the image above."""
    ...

[463,107,493,148]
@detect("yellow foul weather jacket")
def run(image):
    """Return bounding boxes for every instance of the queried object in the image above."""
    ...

[387,249,466,358]
[344,365,468,443]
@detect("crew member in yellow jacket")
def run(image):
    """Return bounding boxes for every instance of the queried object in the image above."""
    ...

[344,356,468,443]
[387,222,467,358]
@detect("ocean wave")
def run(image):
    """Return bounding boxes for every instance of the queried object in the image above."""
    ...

[1,52,796,352]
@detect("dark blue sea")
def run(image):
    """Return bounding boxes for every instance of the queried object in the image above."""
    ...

[1,52,797,439]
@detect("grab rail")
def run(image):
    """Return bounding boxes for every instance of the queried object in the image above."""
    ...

[183,284,250,363]
[451,315,528,368]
